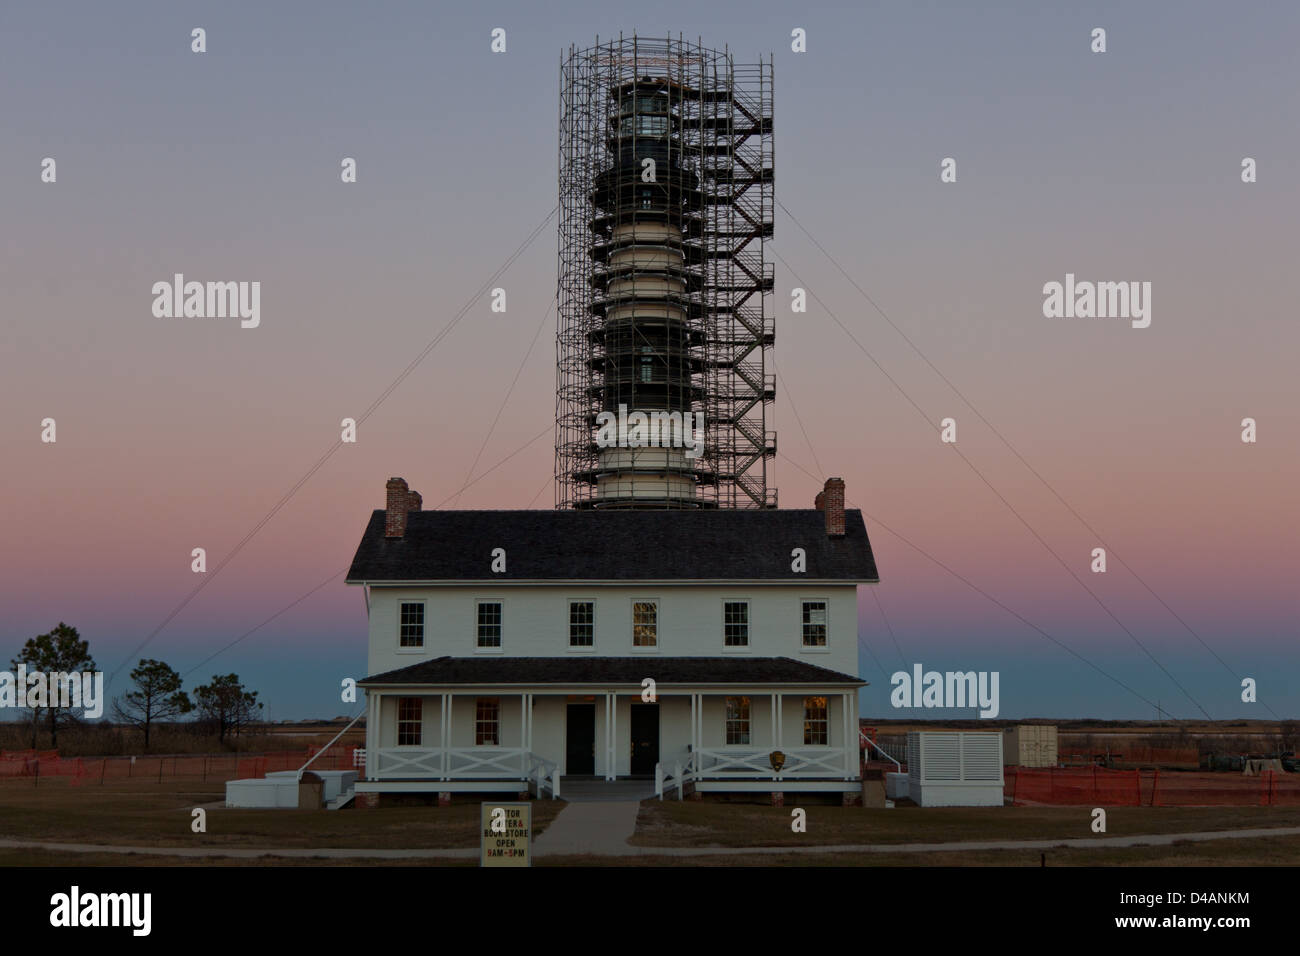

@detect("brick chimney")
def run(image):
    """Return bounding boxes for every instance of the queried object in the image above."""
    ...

[814,491,825,511]
[385,477,417,538]
[821,477,845,536]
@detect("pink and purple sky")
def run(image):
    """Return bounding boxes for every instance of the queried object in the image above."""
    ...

[2,1,1295,721]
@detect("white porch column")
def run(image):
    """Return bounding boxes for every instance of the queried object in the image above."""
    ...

[694,692,702,755]
[603,692,612,781]
[521,692,529,775]
[442,693,452,778]
[776,694,783,749]
[689,693,697,765]
[843,692,853,777]
[365,691,379,780]
[770,692,777,749]
[611,691,618,781]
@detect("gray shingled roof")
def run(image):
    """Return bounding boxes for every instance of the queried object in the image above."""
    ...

[346,509,878,582]
[359,656,865,686]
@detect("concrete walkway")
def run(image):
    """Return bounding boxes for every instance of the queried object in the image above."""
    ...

[3,825,1299,861]
[533,800,642,855]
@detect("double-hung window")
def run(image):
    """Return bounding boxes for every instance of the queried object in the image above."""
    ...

[475,698,500,745]
[633,601,658,647]
[570,601,595,647]
[725,696,751,745]
[399,602,425,648]
[801,601,828,647]
[397,697,422,745]
[477,601,502,649]
[803,696,828,745]
[724,601,749,647]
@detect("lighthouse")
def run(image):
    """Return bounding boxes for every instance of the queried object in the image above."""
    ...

[557,37,777,510]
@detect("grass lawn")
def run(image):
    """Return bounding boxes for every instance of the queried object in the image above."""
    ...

[631,799,1300,848]
[0,778,563,850]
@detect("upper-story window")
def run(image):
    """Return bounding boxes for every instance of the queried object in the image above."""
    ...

[724,601,749,647]
[570,601,595,647]
[801,601,828,647]
[399,602,425,648]
[633,601,658,647]
[397,697,422,745]
[477,601,502,648]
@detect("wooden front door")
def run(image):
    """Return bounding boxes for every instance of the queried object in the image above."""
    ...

[566,703,596,775]
[629,703,660,776]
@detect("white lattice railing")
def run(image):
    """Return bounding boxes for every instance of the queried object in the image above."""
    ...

[373,747,532,780]
[446,747,529,777]
[694,747,846,778]
[374,747,442,777]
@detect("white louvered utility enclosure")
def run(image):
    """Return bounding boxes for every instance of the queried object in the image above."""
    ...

[906,731,1004,807]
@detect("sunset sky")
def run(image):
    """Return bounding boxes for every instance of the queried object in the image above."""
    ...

[2,1,1295,722]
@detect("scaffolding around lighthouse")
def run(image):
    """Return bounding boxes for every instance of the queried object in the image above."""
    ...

[556,35,776,510]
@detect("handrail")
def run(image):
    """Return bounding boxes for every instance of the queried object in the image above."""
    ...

[861,730,901,771]
[526,753,561,799]
[295,710,364,781]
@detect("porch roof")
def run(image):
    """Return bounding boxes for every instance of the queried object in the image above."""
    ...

[358,655,865,688]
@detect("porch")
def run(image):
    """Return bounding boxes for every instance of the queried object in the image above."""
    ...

[356,674,864,799]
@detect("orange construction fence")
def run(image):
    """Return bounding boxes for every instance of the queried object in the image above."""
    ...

[1150,769,1300,807]
[1008,767,1142,806]
[0,747,363,786]
[1006,767,1300,807]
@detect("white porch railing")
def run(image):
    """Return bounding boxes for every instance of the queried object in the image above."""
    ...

[694,747,847,779]
[446,747,530,777]
[526,754,561,800]
[657,745,852,798]
[373,746,536,780]
[654,749,692,801]
[860,730,902,770]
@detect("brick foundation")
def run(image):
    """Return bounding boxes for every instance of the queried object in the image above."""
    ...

[770,791,784,807]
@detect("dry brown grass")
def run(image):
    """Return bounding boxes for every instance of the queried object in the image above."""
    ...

[632,798,1300,848]
[0,776,561,849]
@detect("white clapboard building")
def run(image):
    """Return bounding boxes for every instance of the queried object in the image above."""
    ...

[346,476,878,803]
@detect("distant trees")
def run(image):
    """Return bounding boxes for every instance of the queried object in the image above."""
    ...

[193,674,262,742]
[112,659,192,750]
[9,623,97,748]
[1281,720,1299,754]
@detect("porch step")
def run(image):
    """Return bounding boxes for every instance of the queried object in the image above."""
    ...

[327,788,356,810]
[560,778,656,803]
